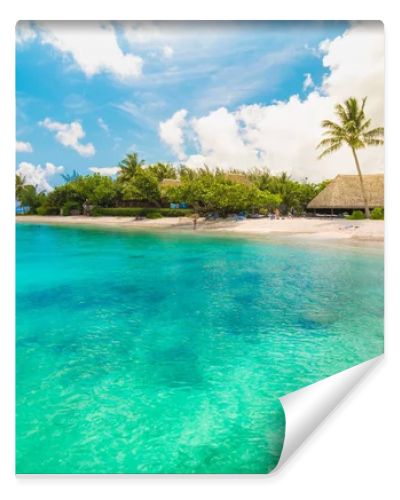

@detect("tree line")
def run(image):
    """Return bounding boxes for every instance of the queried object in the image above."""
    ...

[16,153,330,217]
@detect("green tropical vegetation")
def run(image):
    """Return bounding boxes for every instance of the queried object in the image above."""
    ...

[345,210,366,220]
[16,96,384,219]
[15,160,331,218]
[345,207,384,221]
[16,174,46,214]
[317,96,384,218]
[370,207,384,220]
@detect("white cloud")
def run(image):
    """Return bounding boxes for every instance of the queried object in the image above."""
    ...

[16,141,33,153]
[122,21,164,45]
[39,118,95,157]
[159,109,188,160]
[16,162,64,192]
[89,166,120,176]
[163,45,174,58]
[160,22,384,181]
[303,73,314,91]
[189,107,262,169]
[20,21,143,80]
[122,23,179,62]
[97,117,109,132]
[319,21,384,124]
[16,21,37,44]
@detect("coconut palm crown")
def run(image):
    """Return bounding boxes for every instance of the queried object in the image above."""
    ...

[118,152,145,182]
[317,96,384,217]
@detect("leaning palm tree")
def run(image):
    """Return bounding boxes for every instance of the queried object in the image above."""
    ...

[118,152,145,182]
[317,97,384,218]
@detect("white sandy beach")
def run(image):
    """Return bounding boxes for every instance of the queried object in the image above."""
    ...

[16,215,384,247]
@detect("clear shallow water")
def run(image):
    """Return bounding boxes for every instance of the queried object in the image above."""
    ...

[16,224,384,474]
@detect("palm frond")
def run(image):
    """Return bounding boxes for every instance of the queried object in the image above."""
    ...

[361,96,368,112]
[363,127,384,138]
[359,118,372,132]
[316,138,343,149]
[335,104,349,124]
[317,142,343,159]
[345,97,357,117]
[363,138,384,146]
[321,120,345,133]
[353,139,366,149]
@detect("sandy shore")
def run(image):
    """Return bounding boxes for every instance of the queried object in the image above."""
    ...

[16,215,384,248]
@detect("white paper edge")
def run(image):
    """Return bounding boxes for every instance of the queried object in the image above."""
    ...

[274,354,383,471]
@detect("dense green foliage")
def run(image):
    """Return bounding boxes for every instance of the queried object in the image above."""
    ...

[16,156,331,217]
[346,210,365,220]
[370,207,384,220]
[62,201,82,216]
[47,175,119,208]
[248,170,330,214]
[164,168,282,216]
[145,211,163,219]
[119,168,161,206]
[16,175,46,214]
[36,206,59,216]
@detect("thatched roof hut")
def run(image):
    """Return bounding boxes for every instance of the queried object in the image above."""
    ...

[224,173,252,185]
[160,178,181,188]
[307,174,384,210]
[160,174,252,187]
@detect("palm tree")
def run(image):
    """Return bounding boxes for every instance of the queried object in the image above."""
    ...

[61,169,80,183]
[118,152,145,182]
[16,174,25,201]
[317,97,384,218]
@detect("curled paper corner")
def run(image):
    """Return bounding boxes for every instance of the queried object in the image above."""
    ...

[274,354,383,472]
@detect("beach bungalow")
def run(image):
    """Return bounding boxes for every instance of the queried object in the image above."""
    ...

[160,178,182,188]
[224,173,253,185]
[307,174,384,215]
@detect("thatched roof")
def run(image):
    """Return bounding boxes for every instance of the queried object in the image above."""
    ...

[160,178,181,188]
[224,173,252,185]
[307,174,384,209]
[160,174,252,187]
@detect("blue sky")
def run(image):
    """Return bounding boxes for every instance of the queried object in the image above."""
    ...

[16,20,362,186]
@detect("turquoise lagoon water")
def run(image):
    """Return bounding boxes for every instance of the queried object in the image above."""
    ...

[16,224,384,474]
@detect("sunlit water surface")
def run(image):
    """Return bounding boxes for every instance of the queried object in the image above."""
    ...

[16,224,383,473]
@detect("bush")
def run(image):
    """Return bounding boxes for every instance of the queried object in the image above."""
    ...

[36,206,59,216]
[157,208,193,217]
[346,210,365,220]
[91,207,194,218]
[145,211,162,219]
[91,207,146,217]
[62,201,81,216]
[370,207,384,220]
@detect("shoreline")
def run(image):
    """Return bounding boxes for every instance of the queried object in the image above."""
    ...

[16,215,384,250]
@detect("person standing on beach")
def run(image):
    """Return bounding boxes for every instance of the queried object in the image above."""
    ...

[193,213,199,230]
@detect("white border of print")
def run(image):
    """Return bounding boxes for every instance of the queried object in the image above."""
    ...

[1,1,399,499]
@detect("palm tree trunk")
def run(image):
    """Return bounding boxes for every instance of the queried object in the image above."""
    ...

[351,148,371,218]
